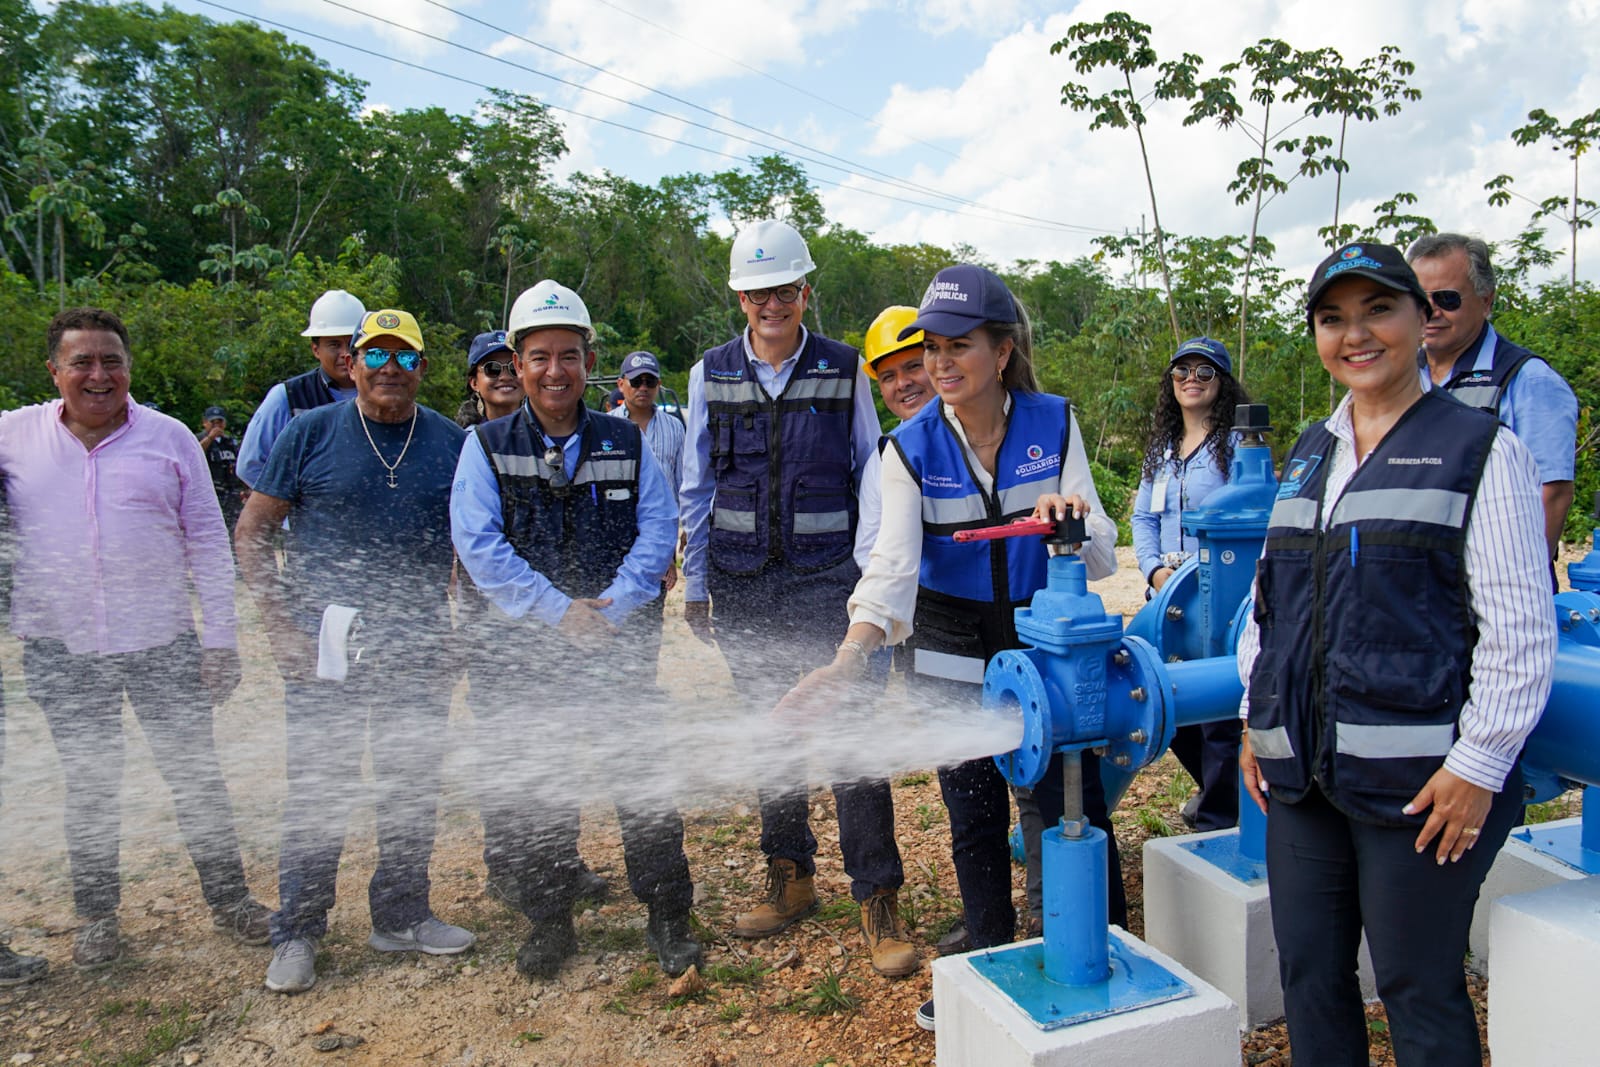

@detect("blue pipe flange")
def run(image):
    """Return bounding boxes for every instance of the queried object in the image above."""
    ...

[988,648,1056,790]
[1100,635,1173,778]
[1554,591,1600,647]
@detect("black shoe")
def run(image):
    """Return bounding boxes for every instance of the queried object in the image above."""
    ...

[935,922,971,957]
[515,916,578,980]
[915,997,935,1031]
[1180,794,1201,831]
[574,862,610,903]
[0,940,47,987]
[485,870,521,912]
[645,906,703,977]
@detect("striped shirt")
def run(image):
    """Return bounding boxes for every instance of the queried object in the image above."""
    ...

[1237,392,1556,793]
[638,408,686,502]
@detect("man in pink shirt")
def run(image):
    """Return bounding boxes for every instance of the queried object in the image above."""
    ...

[0,307,271,969]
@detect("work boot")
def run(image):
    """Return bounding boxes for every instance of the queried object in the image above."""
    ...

[935,921,972,957]
[733,858,817,938]
[861,890,918,977]
[212,896,273,946]
[0,936,47,987]
[515,915,578,980]
[72,916,121,970]
[574,861,610,903]
[485,869,521,912]
[645,906,703,977]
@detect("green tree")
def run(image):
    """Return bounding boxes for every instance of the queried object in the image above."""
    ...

[1485,106,1600,290]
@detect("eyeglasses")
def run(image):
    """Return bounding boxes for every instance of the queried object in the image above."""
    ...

[625,375,660,389]
[1170,364,1219,383]
[362,348,421,371]
[1428,289,1464,312]
[743,284,804,306]
[543,445,571,493]
[477,359,515,378]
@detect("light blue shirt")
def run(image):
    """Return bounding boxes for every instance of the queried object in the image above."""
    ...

[679,326,882,601]
[1417,324,1577,484]
[236,377,357,488]
[1131,437,1236,583]
[638,409,686,502]
[449,410,677,629]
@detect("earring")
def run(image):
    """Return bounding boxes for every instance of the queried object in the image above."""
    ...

[996,367,1004,384]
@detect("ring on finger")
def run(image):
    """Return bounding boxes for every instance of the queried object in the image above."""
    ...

[1461,827,1481,837]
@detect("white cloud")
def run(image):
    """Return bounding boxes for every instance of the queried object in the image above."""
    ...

[272,0,461,57]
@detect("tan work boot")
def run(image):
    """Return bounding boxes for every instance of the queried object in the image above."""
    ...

[733,858,817,938]
[861,889,918,977]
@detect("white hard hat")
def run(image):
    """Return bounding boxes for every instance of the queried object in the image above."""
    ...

[507,279,593,343]
[300,289,366,338]
[727,219,816,292]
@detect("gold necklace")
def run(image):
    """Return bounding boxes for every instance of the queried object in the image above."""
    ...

[357,406,417,489]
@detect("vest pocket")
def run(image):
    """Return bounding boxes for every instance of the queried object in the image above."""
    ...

[788,474,852,567]
[711,476,761,544]
[1327,647,1460,798]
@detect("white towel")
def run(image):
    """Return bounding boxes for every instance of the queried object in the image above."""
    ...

[316,604,363,681]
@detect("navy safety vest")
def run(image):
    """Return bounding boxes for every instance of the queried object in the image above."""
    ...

[1441,328,1539,416]
[1247,390,1498,825]
[283,368,340,417]
[475,404,643,601]
[703,333,860,576]
[888,391,1071,686]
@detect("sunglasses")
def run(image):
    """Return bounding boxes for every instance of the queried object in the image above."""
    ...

[362,348,421,371]
[626,375,660,388]
[1428,289,1464,312]
[743,284,804,306]
[1170,363,1219,383]
[477,359,515,378]
[543,445,571,494]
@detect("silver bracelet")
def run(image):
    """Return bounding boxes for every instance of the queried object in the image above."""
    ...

[837,638,871,677]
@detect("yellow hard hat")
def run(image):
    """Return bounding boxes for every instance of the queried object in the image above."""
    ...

[862,306,924,380]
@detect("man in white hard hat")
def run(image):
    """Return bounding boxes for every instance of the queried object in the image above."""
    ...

[236,289,365,487]
[679,220,893,954]
[450,280,700,983]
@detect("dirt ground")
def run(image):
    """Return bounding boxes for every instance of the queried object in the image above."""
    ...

[3,543,1556,1066]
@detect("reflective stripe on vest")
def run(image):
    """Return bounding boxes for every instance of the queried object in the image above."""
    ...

[1335,721,1456,760]
[913,648,986,685]
[1328,487,1468,528]
[1248,725,1294,761]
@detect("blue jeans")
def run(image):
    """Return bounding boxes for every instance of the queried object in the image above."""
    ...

[270,649,452,945]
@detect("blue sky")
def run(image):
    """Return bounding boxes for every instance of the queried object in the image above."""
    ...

[163,0,1599,286]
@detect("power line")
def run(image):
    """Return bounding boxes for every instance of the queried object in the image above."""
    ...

[316,0,1114,235]
[189,0,1119,238]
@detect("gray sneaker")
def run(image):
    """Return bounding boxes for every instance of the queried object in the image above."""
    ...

[72,916,121,970]
[368,916,475,956]
[0,937,47,987]
[264,937,318,994]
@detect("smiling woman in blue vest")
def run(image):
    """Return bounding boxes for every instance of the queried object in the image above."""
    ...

[779,265,1123,1032]
[1237,242,1556,1066]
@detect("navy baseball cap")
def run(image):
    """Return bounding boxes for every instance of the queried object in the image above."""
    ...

[620,351,661,380]
[1305,242,1430,328]
[1169,337,1232,375]
[899,264,1018,341]
[467,330,514,370]
[202,405,227,421]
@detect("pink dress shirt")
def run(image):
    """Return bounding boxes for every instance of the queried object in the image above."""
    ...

[0,398,237,654]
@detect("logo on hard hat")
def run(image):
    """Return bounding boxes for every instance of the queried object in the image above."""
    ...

[545,294,558,305]
[375,312,401,329]
[1026,445,1043,460]
[747,246,774,264]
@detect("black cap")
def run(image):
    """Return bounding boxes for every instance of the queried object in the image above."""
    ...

[1305,242,1430,328]
[203,405,226,421]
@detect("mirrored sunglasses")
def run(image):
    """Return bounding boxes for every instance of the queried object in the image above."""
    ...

[362,348,421,371]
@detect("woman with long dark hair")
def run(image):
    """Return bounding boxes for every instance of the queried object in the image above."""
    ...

[1132,337,1249,830]
[454,331,524,428]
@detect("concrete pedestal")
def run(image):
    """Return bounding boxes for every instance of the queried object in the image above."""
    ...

[1468,818,1587,970]
[932,930,1238,1067]
[1487,876,1600,1066]
[1143,828,1375,1029]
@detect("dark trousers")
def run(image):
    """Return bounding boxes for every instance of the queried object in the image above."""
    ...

[939,750,1127,948]
[1267,774,1522,1067]
[712,561,905,899]
[476,601,694,922]
[23,634,249,919]
[270,653,452,945]
[1169,719,1244,831]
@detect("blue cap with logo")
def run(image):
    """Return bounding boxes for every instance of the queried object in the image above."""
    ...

[620,351,661,380]
[468,330,514,370]
[1305,242,1429,328]
[203,405,227,421]
[898,264,1019,341]
[1169,336,1232,376]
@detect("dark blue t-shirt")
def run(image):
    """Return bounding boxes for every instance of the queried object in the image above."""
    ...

[255,400,466,636]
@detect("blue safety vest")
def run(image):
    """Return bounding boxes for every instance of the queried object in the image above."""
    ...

[1247,390,1498,825]
[1441,327,1539,416]
[475,404,643,601]
[888,391,1070,685]
[283,369,340,417]
[702,333,859,576]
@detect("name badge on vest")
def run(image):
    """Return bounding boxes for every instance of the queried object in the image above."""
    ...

[605,488,632,501]
[1151,466,1171,514]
